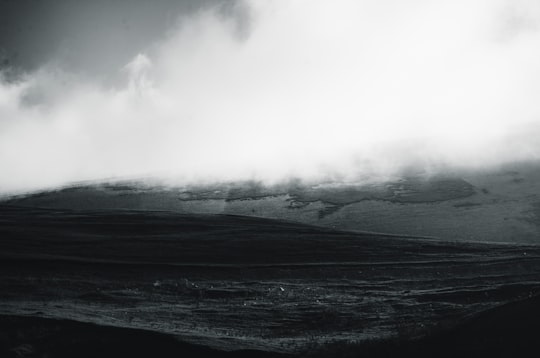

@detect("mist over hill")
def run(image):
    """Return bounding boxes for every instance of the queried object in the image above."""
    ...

[3,1,540,356]
[7,161,540,244]
[2,0,540,192]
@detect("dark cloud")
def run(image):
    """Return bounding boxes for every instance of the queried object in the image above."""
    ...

[0,0,235,80]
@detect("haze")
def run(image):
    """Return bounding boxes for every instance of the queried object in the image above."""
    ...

[1,0,540,193]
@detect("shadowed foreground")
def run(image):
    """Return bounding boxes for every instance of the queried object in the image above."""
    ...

[1,205,540,355]
[0,314,290,358]
[309,294,540,358]
[3,294,540,358]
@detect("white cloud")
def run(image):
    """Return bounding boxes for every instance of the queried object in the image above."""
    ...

[1,0,540,193]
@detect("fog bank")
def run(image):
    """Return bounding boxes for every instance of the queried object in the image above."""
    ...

[2,0,540,193]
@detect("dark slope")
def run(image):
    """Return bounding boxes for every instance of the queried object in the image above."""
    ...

[309,294,540,358]
[3,292,540,358]
[0,204,536,266]
[2,205,540,353]
[0,314,291,358]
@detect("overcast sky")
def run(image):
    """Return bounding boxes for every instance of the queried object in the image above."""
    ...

[1,0,540,193]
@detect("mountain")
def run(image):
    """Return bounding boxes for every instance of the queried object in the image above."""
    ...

[6,160,540,244]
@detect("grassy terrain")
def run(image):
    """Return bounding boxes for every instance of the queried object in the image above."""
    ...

[1,205,540,354]
[3,294,540,357]
[307,294,540,358]
[0,314,291,358]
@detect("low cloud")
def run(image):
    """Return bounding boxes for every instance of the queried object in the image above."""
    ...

[1,0,540,193]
